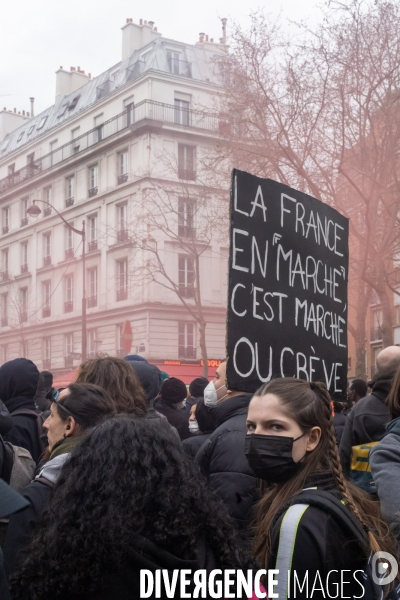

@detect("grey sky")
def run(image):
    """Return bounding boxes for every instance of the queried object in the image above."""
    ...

[1,0,317,117]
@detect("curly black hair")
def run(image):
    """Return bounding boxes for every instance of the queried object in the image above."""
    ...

[11,415,253,599]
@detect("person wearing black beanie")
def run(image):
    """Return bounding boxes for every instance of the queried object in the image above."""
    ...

[185,377,209,418]
[183,399,216,459]
[156,378,190,441]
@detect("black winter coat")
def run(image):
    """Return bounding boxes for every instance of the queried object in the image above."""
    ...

[1,359,42,463]
[182,433,211,458]
[155,400,191,441]
[195,394,257,527]
[339,375,391,476]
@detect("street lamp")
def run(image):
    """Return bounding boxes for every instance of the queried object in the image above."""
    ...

[27,199,87,362]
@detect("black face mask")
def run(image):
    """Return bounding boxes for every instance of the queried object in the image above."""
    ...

[245,433,307,484]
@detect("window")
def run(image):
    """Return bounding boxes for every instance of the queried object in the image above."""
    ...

[88,268,98,307]
[21,242,28,273]
[64,275,73,312]
[178,322,196,359]
[117,204,128,241]
[371,308,383,342]
[178,198,195,237]
[43,187,52,216]
[174,99,190,126]
[65,333,74,366]
[118,151,128,184]
[167,51,180,74]
[116,259,128,300]
[27,153,35,165]
[8,164,15,176]
[94,115,104,143]
[43,337,51,369]
[371,345,382,377]
[20,287,28,322]
[57,104,69,118]
[66,176,74,207]
[49,140,57,166]
[88,215,98,251]
[37,116,47,130]
[21,197,29,226]
[88,329,97,358]
[68,95,80,111]
[178,144,195,180]
[178,256,195,298]
[1,249,9,279]
[17,131,24,142]
[88,165,98,196]
[124,99,135,126]
[43,233,51,266]
[71,127,80,154]
[2,207,9,234]
[43,281,51,318]
[65,225,74,259]
[1,293,8,327]
[27,125,34,136]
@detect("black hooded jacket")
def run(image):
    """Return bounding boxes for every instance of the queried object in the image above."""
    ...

[195,394,257,527]
[1,359,42,463]
[339,375,392,476]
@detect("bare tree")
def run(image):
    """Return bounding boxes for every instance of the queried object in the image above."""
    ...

[209,0,400,377]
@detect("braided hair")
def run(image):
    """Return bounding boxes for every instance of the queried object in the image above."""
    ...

[251,378,396,567]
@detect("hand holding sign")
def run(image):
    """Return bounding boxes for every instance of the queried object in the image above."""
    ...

[226,169,349,394]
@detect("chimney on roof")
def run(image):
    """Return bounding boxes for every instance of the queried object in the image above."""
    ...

[121,18,161,61]
[29,97,35,117]
[221,18,227,44]
[55,67,90,101]
[199,32,205,43]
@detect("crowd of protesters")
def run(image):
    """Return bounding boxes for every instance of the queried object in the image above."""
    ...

[0,349,400,599]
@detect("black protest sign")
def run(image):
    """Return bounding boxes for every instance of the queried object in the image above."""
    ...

[226,169,349,395]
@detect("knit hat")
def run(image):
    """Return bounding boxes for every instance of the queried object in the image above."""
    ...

[189,377,209,399]
[161,377,187,405]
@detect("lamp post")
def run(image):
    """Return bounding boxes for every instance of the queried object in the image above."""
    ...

[27,200,87,362]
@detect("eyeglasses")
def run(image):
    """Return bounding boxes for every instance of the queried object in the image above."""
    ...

[51,391,85,427]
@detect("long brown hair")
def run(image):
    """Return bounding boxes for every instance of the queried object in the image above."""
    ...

[386,364,400,420]
[252,378,397,568]
[75,356,147,416]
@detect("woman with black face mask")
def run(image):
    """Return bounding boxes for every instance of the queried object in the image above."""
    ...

[245,378,398,600]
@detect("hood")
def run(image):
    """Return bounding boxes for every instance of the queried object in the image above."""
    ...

[125,357,162,404]
[212,393,252,428]
[372,375,394,402]
[0,358,39,407]
[0,399,12,436]
[35,453,71,485]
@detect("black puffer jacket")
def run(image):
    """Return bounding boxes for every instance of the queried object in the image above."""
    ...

[195,394,257,527]
[339,375,391,476]
[1,359,42,463]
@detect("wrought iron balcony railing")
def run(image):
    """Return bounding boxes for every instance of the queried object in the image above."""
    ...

[0,101,221,195]
[42,306,51,318]
[87,295,97,308]
[117,229,129,242]
[21,263,28,274]
[65,248,74,260]
[88,240,98,252]
[117,173,128,185]
[65,197,74,207]
[43,207,52,217]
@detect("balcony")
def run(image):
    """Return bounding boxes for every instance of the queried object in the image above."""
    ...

[179,285,194,299]
[65,248,74,260]
[370,327,383,342]
[20,311,27,323]
[43,207,52,217]
[43,256,52,267]
[65,355,74,367]
[117,229,129,242]
[178,225,195,238]
[43,359,51,370]
[2,226,8,235]
[1,271,9,282]
[87,295,97,308]
[117,288,128,301]
[179,347,196,359]
[1,317,8,327]
[21,263,28,274]
[118,173,128,185]
[88,187,98,198]
[178,169,196,181]
[42,306,51,318]
[64,301,73,313]
[66,197,74,208]
[0,101,221,196]
[88,240,98,252]
[21,217,28,227]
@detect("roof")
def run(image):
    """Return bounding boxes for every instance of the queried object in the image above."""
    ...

[0,37,225,158]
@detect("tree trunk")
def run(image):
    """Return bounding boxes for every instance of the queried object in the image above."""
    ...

[354,278,370,380]
[377,285,393,348]
[198,320,208,378]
